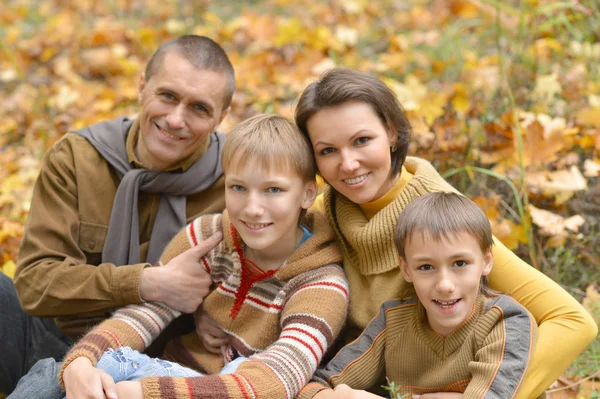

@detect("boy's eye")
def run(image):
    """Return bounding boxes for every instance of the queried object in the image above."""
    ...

[267,187,281,194]
[454,260,467,267]
[418,264,433,271]
[161,92,176,100]
[231,185,245,191]
[320,147,335,156]
[355,137,369,145]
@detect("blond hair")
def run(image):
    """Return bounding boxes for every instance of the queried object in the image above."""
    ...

[394,192,498,297]
[222,114,316,182]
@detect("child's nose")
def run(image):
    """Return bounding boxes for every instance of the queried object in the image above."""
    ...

[436,273,455,294]
[244,193,264,217]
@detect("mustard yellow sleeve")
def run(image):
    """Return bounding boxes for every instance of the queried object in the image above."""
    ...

[310,192,325,214]
[489,237,598,399]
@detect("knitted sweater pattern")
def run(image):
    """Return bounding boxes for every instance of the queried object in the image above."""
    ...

[60,210,349,399]
[300,295,538,399]
[324,156,457,335]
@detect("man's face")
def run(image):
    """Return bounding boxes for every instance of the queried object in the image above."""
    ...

[136,51,229,170]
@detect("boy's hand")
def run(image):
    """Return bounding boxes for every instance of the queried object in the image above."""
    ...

[63,357,117,399]
[413,393,463,399]
[314,385,385,399]
[116,381,143,398]
[140,232,222,313]
[334,384,385,398]
[194,307,230,353]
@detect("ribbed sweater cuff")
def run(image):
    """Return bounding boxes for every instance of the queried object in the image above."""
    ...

[297,382,331,399]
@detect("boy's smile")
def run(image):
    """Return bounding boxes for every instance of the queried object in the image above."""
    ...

[224,158,316,270]
[400,231,493,337]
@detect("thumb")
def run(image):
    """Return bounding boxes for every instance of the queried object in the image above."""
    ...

[100,371,118,399]
[190,231,223,256]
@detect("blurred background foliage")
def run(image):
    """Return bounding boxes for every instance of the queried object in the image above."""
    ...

[0,0,598,394]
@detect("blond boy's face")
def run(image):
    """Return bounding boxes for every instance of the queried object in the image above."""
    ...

[400,230,493,337]
[225,157,317,265]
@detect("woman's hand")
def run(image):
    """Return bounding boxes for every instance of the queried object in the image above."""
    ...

[194,306,230,353]
[115,381,143,399]
[63,357,118,399]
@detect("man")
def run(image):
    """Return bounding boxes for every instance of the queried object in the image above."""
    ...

[0,35,234,395]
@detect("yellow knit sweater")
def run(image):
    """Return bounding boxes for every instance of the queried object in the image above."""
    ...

[313,156,597,399]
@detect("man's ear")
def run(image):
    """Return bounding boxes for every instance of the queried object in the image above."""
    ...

[301,181,318,210]
[138,72,147,104]
[482,248,493,276]
[399,257,412,282]
[218,106,230,125]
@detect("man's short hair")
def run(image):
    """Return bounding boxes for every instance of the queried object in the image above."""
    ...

[394,192,497,297]
[222,114,317,183]
[145,35,235,110]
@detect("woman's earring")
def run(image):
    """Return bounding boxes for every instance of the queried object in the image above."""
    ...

[391,144,397,152]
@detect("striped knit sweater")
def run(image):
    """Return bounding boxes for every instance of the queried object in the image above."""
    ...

[59,210,349,399]
[299,295,539,399]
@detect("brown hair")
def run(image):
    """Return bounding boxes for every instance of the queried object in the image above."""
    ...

[145,35,235,110]
[222,114,317,183]
[295,68,411,177]
[394,192,498,297]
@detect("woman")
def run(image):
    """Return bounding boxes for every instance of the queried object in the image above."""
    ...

[292,68,596,399]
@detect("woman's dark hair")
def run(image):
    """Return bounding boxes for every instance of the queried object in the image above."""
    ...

[295,68,411,177]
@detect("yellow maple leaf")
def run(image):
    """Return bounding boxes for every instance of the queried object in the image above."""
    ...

[532,73,562,106]
[492,219,528,250]
[275,18,304,47]
[528,204,585,237]
[576,107,600,127]
[1,260,16,279]
[525,166,588,205]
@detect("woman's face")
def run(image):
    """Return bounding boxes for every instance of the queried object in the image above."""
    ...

[306,101,397,204]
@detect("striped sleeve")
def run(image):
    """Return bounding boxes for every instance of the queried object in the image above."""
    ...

[58,302,181,388]
[140,265,350,399]
[297,299,412,399]
[59,215,219,389]
[465,296,538,399]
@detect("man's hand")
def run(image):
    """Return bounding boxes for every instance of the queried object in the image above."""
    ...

[140,232,222,313]
[115,381,143,399]
[63,357,118,399]
[194,307,230,353]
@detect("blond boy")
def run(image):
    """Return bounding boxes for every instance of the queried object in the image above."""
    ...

[301,192,537,399]
[59,114,349,399]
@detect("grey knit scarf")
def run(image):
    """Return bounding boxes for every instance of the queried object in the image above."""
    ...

[75,116,225,265]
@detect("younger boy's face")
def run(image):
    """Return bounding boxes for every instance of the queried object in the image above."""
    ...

[400,230,493,337]
[225,158,317,265]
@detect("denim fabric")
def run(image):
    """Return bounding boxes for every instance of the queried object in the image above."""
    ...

[219,356,248,374]
[0,273,71,395]
[97,346,203,382]
[7,358,63,399]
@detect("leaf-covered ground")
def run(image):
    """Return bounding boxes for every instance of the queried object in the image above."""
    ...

[0,0,598,396]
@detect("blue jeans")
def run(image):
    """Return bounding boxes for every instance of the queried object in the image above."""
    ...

[8,348,248,399]
[0,273,71,395]
[96,347,248,380]
[97,346,202,381]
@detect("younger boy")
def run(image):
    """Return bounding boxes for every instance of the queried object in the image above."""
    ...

[59,114,350,399]
[301,192,537,399]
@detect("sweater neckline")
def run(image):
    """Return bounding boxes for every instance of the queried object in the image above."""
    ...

[359,166,413,220]
[414,295,487,358]
[324,157,458,275]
